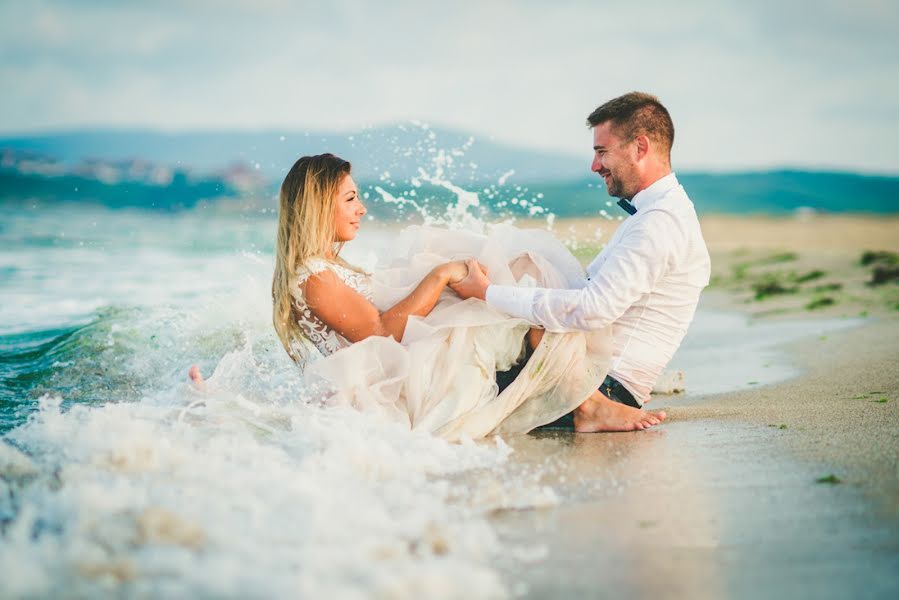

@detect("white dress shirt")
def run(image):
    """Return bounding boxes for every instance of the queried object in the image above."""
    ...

[486,173,711,404]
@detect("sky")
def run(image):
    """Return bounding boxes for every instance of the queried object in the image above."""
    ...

[2,0,898,173]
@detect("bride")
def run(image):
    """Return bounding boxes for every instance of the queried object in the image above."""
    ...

[191,153,665,439]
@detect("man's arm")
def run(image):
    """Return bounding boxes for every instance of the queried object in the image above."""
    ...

[533,214,681,331]
[453,212,682,332]
[450,260,540,324]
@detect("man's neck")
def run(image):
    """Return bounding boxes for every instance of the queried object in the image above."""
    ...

[630,165,672,199]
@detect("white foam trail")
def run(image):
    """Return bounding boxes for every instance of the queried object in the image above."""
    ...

[1,391,515,598]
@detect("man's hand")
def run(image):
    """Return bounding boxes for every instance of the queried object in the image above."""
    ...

[449,258,491,301]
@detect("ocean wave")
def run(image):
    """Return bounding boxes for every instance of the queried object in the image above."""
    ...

[0,304,246,434]
[0,315,545,599]
[0,202,558,597]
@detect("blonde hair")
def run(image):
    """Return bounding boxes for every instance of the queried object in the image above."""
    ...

[272,153,353,363]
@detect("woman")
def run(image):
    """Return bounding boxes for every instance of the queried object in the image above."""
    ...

[193,153,656,439]
[270,153,470,364]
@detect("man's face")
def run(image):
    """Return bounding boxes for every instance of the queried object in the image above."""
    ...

[591,121,640,200]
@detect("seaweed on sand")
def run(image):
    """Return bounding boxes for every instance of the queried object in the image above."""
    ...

[815,474,842,484]
[868,265,899,286]
[806,297,836,310]
[860,250,898,266]
[732,251,798,281]
[752,275,798,300]
[794,270,826,283]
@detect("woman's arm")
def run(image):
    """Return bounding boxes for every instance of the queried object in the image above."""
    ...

[303,262,468,343]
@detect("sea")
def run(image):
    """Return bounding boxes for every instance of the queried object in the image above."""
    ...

[0,202,543,598]
[0,169,875,598]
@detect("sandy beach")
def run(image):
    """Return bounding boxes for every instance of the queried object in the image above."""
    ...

[488,213,899,597]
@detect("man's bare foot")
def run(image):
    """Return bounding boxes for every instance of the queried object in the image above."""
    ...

[187,365,206,392]
[573,391,667,433]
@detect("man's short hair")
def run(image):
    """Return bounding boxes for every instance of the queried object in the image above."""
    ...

[587,92,674,159]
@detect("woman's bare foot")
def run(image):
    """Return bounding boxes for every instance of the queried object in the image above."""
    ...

[187,365,206,392]
[573,390,667,433]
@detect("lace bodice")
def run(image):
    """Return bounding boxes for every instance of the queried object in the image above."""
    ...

[291,257,373,357]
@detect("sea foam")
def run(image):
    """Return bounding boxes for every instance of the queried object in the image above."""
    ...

[0,199,554,598]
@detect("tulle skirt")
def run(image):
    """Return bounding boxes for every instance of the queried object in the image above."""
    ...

[306,225,612,441]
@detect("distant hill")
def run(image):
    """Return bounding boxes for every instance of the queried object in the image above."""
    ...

[0,170,241,211]
[530,171,899,216]
[3,167,897,216]
[1,127,897,215]
[0,125,585,183]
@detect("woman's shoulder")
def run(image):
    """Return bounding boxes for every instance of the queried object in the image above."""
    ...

[295,257,365,285]
[292,258,339,305]
[296,256,335,283]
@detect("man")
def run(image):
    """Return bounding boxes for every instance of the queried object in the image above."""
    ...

[452,92,711,432]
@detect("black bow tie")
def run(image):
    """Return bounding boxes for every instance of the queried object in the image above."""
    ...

[617,199,637,215]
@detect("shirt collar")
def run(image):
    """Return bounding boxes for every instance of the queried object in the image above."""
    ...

[631,172,679,212]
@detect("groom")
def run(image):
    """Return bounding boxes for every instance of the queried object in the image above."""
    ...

[452,92,711,432]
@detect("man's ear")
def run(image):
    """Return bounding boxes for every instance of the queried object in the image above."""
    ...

[635,135,650,160]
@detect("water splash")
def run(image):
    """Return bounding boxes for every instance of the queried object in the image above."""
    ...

[365,122,558,234]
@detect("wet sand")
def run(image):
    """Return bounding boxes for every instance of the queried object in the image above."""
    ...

[491,213,899,598]
[493,421,897,599]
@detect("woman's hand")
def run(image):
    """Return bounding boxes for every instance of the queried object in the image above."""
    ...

[438,260,469,285]
[448,259,491,301]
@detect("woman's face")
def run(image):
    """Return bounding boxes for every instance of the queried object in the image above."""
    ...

[333,175,366,242]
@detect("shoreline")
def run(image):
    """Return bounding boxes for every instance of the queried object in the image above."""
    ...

[488,210,898,595]
[491,297,897,597]
[651,213,897,516]
[661,307,898,517]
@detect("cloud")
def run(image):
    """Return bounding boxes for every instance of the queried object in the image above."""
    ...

[1,0,898,172]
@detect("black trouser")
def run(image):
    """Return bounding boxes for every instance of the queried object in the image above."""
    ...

[495,345,641,430]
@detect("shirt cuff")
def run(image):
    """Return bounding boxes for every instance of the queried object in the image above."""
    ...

[485,284,538,322]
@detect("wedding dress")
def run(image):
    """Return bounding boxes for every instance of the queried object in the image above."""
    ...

[293,225,613,441]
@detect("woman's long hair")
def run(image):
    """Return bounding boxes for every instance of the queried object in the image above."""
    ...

[272,153,352,363]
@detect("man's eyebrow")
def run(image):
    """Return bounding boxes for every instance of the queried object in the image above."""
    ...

[593,145,606,151]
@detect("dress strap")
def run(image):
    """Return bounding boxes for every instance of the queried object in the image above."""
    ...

[296,257,333,285]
